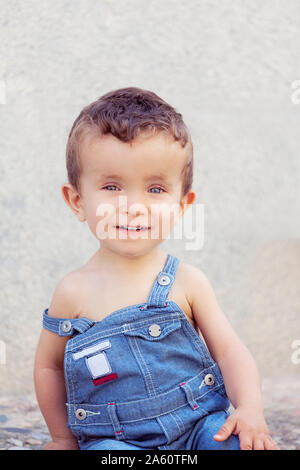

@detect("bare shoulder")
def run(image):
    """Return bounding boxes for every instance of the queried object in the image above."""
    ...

[177,261,212,307]
[47,269,85,319]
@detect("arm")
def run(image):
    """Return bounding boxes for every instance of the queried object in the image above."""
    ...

[185,265,279,450]
[34,330,78,449]
[34,274,81,450]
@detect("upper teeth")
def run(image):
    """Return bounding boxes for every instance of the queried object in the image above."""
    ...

[118,226,146,231]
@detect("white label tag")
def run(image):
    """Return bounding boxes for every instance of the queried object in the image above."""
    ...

[86,352,111,379]
[73,340,111,360]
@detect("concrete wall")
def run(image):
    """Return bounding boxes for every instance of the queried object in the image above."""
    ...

[0,0,299,396]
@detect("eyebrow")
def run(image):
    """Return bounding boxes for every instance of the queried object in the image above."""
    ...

[99,173,168,182]
[99,174,125,180]
[144,174,168,181]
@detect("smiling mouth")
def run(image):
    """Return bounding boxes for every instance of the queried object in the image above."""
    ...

[115,225,150,232]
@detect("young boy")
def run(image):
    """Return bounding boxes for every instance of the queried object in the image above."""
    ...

[34,87,278,450]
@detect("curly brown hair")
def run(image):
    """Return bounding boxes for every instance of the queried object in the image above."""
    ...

[66,87,193,197]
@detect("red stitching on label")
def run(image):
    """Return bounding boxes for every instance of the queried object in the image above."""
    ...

[179,382,186,387]
[192,404,199,410]
[115,430,123,434]
[93,373,118,387]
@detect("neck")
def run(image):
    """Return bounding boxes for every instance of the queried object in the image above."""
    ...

[94,246,168,276]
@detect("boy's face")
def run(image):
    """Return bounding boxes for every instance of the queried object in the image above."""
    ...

[63,132,195,256]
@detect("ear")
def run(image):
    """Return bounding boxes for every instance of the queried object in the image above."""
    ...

[179,190,196,216]
[61,183,86,222]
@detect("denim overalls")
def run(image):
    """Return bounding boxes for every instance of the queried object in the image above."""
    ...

[43,253,240,450]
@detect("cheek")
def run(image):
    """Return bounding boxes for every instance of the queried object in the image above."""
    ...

[95,201,118,235]
[82,194,116,234]
[150,201,181,229]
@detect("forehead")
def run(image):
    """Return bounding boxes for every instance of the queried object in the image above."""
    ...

[80,132,187,181]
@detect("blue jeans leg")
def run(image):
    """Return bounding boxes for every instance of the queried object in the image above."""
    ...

[82,439,147,450]
[187,411,240,450]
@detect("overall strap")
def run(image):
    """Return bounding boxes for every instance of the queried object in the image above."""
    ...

[42,308,95,337]
[146,253,180,308]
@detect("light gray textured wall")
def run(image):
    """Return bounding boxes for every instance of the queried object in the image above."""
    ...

[0,0,299,396]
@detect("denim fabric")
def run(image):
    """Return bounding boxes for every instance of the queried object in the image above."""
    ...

[81,411,240,450]
[43,253,240,450]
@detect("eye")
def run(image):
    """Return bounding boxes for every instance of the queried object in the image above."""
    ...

[149,187,165,194]
[102,185,120,191]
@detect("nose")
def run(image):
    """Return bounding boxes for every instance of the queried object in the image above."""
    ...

[118,191,149,221]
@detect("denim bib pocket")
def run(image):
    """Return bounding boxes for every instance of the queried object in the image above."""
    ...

[122,319,181,341]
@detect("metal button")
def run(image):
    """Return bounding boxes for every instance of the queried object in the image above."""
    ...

[204,373,215,386]
[75,408,87,420]
[157,274,170,286]
[149,324,161,337]
[61,320,72,333]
